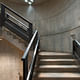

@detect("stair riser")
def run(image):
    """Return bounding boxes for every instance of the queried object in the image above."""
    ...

[39,61,77,65]
[39,56,73,59]
[33,52,80,80]
[37,68,80,72]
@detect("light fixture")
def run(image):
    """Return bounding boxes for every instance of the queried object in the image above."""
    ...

[28,1,32,5]
[25,0,34,5]
[25,0,28,2]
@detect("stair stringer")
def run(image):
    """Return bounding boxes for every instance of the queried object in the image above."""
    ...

[2,27,28,51]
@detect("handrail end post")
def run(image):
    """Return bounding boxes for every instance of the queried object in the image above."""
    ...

[29,23,33,39]
[73,40,74,55]
[22,59,28,80]
[0,3,5,27]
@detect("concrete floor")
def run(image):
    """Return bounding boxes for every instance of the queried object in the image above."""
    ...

[0,39,23,80]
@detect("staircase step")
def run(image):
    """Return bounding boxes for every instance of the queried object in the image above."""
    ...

[39,54,73,59]
[39,52,73,59]
[33,52,80,80]
[39,59,77,65]
[37,65,80,72]
[39,52,72,56]
[33,73,80,80]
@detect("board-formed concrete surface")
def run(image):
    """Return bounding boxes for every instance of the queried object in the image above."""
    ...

[0,40,23,80]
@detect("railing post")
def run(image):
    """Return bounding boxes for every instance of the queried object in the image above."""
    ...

[33,32,38,50]
[29,23,33,40]
[0,4,5,27]
[73,40,75,55]
[22,59,28,80]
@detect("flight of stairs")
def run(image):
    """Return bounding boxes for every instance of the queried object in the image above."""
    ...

[2,27,27,51]
[33,52,80,80]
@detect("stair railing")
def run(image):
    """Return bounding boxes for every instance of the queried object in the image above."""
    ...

[22,30,40,80]
[6,13,29,31]
[0,3,33,40]
[0,3,40,80]
[73,40,80,60]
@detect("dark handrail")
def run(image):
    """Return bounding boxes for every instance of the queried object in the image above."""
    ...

[22,30,38,60]
[0,3,33,40]
[0,3,39,80]
[0,3,37,80]
[73,40,80,59]
[6,12,29,29]
[21,30,38,80]
[74,40,80,46]
[0,3,32,24]
[27,37,40,80]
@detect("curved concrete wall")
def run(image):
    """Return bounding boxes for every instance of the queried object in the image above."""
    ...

[1,0,80,52]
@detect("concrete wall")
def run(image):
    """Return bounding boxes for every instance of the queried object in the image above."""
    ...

[0,39,23,80]
[1,0,80,52]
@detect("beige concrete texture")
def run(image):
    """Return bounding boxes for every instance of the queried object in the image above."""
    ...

[0,39,23,80]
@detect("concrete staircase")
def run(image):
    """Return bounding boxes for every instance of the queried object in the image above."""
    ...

[2,27,27,51]
[33,52,80,80]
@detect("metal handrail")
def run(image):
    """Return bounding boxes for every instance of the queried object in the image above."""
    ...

[0,2,31,24]
[0,2,33,41]
[21,30,39,80]
[0,3,39,80]
[6,13,29,29]
[74,40,80,46]
[73,40,80,60]
[27,38,40,80]
[22,30,38,60]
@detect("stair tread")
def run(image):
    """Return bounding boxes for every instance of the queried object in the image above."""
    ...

[40,59,77,61]
[39,65,80,68]
[38,73,80,78]
[34,52,80,79]
[39,52,71,56]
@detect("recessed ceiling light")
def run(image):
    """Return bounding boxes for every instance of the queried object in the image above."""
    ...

[25,0,28,2]
[25,0,34,5]
[28,1,32,5]
[30,0,34,2]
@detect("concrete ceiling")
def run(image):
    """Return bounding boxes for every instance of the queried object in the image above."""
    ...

[5,0,48,5]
